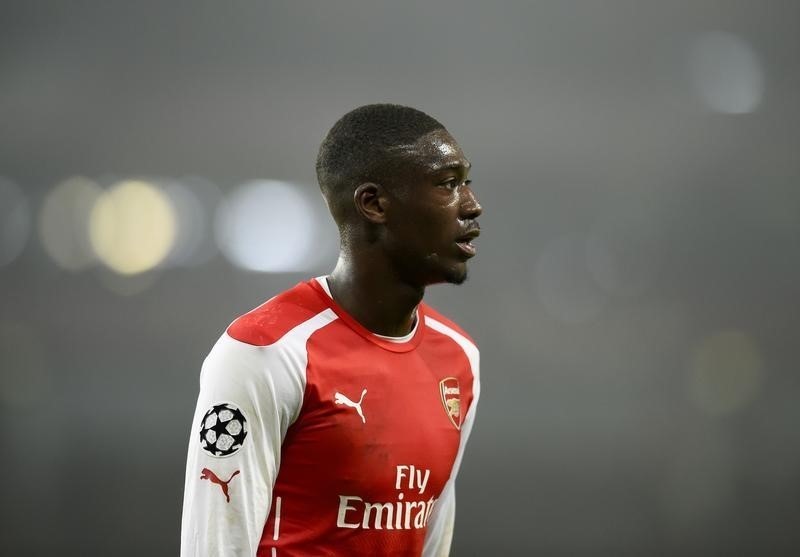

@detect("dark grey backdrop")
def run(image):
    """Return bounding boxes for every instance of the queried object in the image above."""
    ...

[2,2,799,555]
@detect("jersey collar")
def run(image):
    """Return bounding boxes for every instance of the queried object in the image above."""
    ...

[306,278,426,353]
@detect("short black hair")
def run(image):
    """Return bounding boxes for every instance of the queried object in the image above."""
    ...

[316,104,446,219]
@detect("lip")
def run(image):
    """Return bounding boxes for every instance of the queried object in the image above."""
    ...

[455,240,477,257]
[455,226,480,257]
[456,226,480,242]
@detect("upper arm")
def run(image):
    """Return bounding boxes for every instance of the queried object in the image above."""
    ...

[180,334,306,557]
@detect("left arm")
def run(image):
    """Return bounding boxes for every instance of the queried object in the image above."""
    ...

[422,347,480,557]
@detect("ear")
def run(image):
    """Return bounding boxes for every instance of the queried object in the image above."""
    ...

[353,182,388,224]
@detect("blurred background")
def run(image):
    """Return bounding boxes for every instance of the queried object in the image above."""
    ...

[1,1,799,555]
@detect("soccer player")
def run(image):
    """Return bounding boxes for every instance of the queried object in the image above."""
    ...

[181,104,483,556]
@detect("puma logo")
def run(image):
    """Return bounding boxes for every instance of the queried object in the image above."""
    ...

[334,389,367,423]
[200,468,240,503]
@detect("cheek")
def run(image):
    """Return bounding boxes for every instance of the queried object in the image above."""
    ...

[391,200,457,247]
[416,213,453,242]
[444,195,460,209]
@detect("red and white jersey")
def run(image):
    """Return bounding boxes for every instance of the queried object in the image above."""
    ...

[181,277,480,557]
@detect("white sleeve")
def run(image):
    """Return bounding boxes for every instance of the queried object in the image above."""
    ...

[421,388,479,557]
[179,333,307,557]
[422,320,481,557]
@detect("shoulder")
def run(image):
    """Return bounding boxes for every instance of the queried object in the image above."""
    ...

[421,303,478,351]
[226,281,332,347]
[421,303,480,388]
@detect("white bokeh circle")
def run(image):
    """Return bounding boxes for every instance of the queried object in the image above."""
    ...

[215,180,317,272]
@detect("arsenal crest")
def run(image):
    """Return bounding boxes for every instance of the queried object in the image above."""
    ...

[439,377,461,430]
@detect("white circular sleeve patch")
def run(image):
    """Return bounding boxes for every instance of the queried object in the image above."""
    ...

[198,403,249,457]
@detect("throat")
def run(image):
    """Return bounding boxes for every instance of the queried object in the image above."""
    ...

[323,272,423,337]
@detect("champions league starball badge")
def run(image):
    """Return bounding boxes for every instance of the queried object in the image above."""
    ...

[199,403,249,457]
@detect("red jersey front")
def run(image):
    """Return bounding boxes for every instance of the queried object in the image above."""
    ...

[181,278,480,557]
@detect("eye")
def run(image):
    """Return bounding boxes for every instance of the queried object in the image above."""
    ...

[440,178,471,190]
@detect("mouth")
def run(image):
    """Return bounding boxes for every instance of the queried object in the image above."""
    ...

[455,240,477,257]
[455,226,480,258]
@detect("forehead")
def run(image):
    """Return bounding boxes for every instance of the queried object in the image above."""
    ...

[403,129,471,174]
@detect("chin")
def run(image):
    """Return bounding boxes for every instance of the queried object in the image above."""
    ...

[443,265,468,285]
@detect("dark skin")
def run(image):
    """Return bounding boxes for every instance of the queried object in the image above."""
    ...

[327,129,482,337]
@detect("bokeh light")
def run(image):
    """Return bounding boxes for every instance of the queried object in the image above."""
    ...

[89,179,177,275]
[689,31,764,114]
[162,179,213,267]
[168,176,223,266]
[688,330,764,416]
[0,176,31,267]
[95,266,162,296]
[215,180,317,272]
[38,176,102,271]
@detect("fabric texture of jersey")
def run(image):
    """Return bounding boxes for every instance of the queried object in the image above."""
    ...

[181,278,480,557]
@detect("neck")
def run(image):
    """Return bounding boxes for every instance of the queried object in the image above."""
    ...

[327,252,424,337]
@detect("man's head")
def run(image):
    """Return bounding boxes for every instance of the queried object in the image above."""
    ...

[317,104,482,286]
[316,104,447,222]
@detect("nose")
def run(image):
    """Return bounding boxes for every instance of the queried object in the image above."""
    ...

[460,184,482,219]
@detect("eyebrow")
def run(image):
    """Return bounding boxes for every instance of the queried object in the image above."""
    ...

[428,160,472,173]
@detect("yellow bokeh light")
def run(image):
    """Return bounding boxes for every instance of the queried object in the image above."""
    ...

[89,180,176,275]
[39,176,102,271]
[688,330,764,416]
